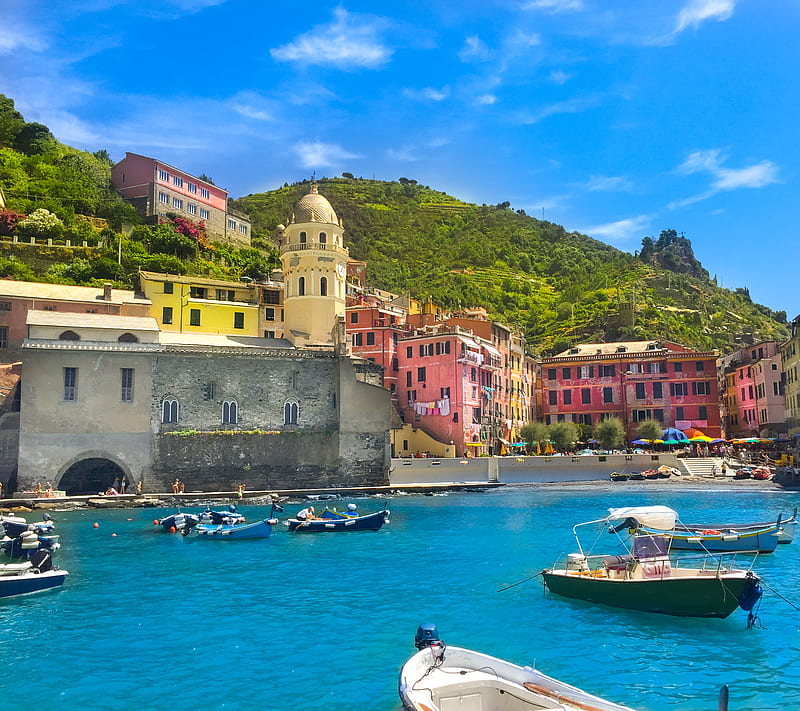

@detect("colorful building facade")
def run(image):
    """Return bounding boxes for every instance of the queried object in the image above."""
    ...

[540,340,722,439]
[111,152,251,246]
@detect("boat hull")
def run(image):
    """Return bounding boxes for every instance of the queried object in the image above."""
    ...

[542,570,753,618]
[399,644,633,711]
[0,569,68,599]
[641,524,780,554]
[193,519,272,539]
[288,510,389,532]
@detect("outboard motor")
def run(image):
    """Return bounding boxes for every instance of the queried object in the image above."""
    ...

[30,548,53,573]
[415,624,446,664]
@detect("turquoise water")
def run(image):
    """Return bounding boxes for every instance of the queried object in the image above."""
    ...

[3,485,800,710]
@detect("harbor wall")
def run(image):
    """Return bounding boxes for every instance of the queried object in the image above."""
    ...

[389,453,683,486]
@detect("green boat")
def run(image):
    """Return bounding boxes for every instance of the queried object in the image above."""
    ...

[542,506,763,619]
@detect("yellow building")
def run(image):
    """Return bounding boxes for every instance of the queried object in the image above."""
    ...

[277,184,349,348]
[139,271,260,336]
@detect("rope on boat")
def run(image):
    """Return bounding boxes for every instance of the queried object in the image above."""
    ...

[760,579,800,611]
[497,571,543,592]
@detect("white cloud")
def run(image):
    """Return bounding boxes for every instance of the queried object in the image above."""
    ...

[386,147,418,162]
[584,175,633,192]
[713,161,778,190]
[675,0,735,34]
[459,35,492,63]
[549,70,571,85]
[670,149,779,208]
[677,148,725,174]
[522,0,585,13]
[519,94,602,124]
[403,87,450,102]
[582,215,652,242]
[294,141,360,168]
[475,94,497,106]
[271,8,391,69]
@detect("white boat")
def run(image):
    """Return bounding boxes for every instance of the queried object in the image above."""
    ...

[399,624,633,711]
[0,550,68,599]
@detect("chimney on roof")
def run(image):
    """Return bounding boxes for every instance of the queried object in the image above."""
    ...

[103,283,112,301]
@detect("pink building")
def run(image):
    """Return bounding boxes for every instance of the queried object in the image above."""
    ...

[720,341,786,437]
[539,340,722,439]
[111,152,251,246]
[345,297,535,456]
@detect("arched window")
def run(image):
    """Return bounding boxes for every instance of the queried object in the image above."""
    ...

[118,333,138,343]
[319,232,327,244]
[59,331,80,341]
[284,400,298,425]
[298,277,305,296]
[222,399,238,424]
[320,276,328,296]
[162,398,179,424]
[299,231,307,244]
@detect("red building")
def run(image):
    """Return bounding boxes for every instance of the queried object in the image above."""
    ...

[539,340,721,439]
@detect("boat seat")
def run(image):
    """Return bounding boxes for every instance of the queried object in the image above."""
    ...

[0,561,33,575]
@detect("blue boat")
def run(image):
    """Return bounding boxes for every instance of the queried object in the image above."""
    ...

[184,503,283,539]
[287,508,390,533]
[155,505,245,533]
[191,518,275,539]
[0,549,68,599]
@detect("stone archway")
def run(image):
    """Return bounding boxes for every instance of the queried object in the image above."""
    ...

[58,457,128,496]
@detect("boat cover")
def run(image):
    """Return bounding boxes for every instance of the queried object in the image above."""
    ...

[606,506,677,530]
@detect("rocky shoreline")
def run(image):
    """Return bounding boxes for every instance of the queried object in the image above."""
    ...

[1,474,797,513]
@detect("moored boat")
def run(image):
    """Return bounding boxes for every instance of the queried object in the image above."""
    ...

[542,506,763,618]
[677,507,796,545]
[399,624,634,711]
[0,549,68,599]
[287,508,390,532]
[185,503,283,539]
[155,505,245,533]
[609,471,629,482]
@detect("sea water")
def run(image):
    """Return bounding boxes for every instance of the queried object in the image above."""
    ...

[3,484,800,710]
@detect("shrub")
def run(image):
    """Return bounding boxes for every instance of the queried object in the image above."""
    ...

[15,208,64,239]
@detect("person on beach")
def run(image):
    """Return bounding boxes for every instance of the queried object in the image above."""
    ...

[296,505,316,521]
[136,480,142,495]
[120,475,127,494]
[721,462,727,477]
[172,478,180,494]
[237,483,245,499]
[711,464,717,477]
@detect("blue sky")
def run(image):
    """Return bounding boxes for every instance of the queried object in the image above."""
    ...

[1,1,798,317]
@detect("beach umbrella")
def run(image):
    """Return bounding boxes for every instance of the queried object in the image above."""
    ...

[662,427,688,442]
[710,438,726,444]
[689,435,714,443]
[631,439,651,446]
[662,439,680,446]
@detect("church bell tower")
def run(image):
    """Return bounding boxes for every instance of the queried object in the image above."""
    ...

[279,183,349,348]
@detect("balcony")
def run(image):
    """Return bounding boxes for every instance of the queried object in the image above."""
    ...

[281,242,349,257]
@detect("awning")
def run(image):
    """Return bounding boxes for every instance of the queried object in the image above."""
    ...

[607,506,678,530]
[482,343,501,357]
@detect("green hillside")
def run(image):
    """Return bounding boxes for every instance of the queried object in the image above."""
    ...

[0,90,788,355]
[234,178,787,355]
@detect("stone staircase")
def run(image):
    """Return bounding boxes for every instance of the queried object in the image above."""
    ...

[678,457,726,477]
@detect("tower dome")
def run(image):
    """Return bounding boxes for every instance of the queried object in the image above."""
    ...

[293,183,338,224]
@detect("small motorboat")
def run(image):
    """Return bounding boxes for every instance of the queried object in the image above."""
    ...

[642,469,659,480]
[399,624,634,711]
[0,549,68,599]
[751,467,773,481]
[287,507,390,532]
[1,513,60,559]
[657,465,679,478]
[185,504,283,539]
[733,467,752,480]
[627,471,645,481]
[542,506,763,618]
[609,471,629,482]
[155,505,245,533]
